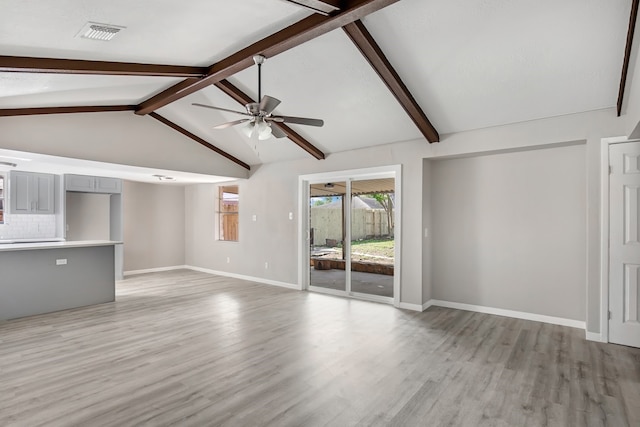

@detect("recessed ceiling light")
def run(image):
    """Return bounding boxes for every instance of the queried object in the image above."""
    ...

[77,22,125,41]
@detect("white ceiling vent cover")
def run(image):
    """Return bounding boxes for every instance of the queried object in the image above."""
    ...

[77,22,125,41]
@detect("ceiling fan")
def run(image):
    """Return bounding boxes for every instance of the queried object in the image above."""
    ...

[192,55,324,140]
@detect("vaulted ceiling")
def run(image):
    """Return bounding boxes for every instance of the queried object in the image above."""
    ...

[0,0,635,170]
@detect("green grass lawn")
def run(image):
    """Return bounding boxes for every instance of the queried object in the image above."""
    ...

[350,238,394,259]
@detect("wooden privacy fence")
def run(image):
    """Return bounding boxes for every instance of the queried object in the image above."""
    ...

[310,208,390,245]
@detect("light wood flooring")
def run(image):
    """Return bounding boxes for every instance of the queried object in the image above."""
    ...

[1,269,639,426]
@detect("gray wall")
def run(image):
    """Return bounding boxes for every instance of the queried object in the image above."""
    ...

[89,106,628,331]
[429,144,587,321]
[422,159,432,303]
[0,112,248,179]
[185,140,428,305]
[123,180,185,272]
[66,192,111,240]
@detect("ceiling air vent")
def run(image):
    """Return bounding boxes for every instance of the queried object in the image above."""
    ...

[77,22,125,41]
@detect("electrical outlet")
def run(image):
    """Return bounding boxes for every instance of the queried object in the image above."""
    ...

[56,259,67,266]
[252,214,257,222]
[289,212,293,220]
[264,262,269,269]
[226,257,230,264]
[424,228,428,238]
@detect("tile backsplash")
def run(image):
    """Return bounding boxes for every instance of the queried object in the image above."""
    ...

[0,212,57,239]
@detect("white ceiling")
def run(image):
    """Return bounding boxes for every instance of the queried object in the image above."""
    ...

[0,0,632,178]
[0,0,310,65]
[0,73,181,107]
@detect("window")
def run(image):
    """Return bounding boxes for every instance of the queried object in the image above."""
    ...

[218,185,238,241]
[0,174,4,224]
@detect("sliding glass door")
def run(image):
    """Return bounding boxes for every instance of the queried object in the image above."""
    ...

[349,178,395,299]
[303,168,399,305]
[309,181,347,293]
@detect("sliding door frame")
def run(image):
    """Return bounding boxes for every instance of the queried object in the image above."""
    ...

[298,165,402,307]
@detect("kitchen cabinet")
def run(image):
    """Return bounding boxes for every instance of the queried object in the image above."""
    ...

[65,174,122,194]
[0,241,118,321]
[9,171,55,214]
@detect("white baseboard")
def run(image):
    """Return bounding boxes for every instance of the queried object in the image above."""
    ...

[398,302,424,312]
[585,331,606,343]
[426,299,586,330]
[120,270,590,333]
[186,266,301,291]
[123,265,188,277]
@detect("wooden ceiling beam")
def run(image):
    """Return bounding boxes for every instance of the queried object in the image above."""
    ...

[343,20,439,143]
[214,80,326,160]
[0,105,136,117]
[149,112,251,170]
[617,0,639,116]
[0,56,207,78]
[135,0,399,115]
[281,0,342,15]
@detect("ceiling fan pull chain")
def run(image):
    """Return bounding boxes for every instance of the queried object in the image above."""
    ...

[258,61,262,103]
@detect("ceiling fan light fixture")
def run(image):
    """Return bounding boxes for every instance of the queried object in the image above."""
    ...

[193,52,323,141]
[242,121,255,138]
[258,123,273,140]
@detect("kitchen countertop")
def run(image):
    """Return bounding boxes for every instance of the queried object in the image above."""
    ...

[0,238,65,244]
[0,240,123,252]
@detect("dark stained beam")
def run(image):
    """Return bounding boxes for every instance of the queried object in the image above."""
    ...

[149,112,251,170]
[0,105,136,117]
[214,80,326,159]
[617,0,639,116]
[136,0,399,115]
[0,56,207,78]
[281,0,342,15]
[343,20,439,143]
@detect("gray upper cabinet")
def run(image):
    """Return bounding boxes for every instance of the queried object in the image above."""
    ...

[10,171,55,215]
[95,177,122,193]
[66,174,122,194]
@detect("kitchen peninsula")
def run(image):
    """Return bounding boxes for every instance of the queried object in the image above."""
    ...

[0,240,120,321]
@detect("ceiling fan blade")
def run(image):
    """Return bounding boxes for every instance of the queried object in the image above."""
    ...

[259,95,281,115]
[192,103,252,116]
[213,119,251,129]
[270,115,324,127]
[270,125,288,139]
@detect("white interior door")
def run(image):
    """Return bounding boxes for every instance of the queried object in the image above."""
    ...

[609,141,640,348]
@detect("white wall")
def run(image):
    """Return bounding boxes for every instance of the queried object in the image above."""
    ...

[429,144,587,321]
[123,180,185,272]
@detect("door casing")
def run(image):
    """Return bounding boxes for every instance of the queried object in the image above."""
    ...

[298,165,402,307]
[600,137,640,344]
